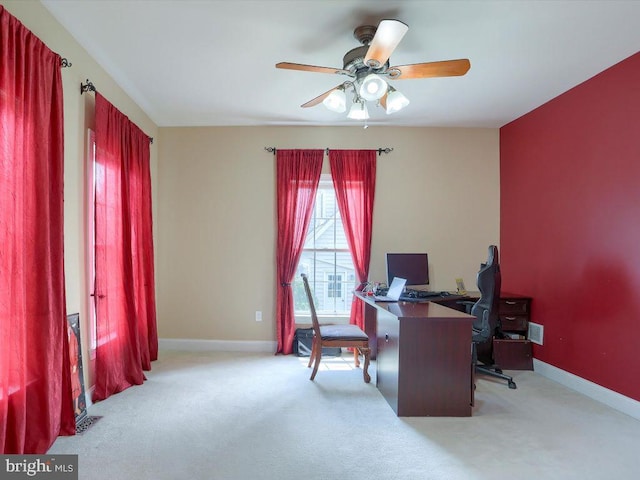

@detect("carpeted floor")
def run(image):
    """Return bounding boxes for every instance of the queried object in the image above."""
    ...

[48,350,640,479]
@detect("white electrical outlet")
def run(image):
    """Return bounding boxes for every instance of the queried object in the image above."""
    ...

[255,311,262,322]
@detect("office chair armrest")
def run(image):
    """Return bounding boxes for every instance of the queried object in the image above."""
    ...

[457,300,475,314]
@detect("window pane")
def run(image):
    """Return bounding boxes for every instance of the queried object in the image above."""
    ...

[295,176,355,316]
[328,274,342,298]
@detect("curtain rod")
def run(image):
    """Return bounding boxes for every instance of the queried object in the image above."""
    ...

[264,147,393,156]
[80,79,154,144]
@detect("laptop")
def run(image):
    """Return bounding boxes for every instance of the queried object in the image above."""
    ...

[374,277,407,302]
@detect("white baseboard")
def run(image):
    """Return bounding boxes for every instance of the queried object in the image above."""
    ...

[159,338,277,353]
[533,359,640,421]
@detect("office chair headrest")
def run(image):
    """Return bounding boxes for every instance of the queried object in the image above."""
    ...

[487,245,499,267]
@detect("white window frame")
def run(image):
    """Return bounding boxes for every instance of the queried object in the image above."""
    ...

[294,174,355,323]
[85,128,97,358]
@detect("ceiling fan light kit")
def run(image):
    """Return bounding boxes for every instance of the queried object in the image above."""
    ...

[347,100,369,120]
[276,19,470,122]
[359,73,388,101]
[385,86,410,115]
[322,86,347,113]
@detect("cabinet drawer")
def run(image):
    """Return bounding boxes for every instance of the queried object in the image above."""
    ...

[499,298,529,315]
[493,339,533,370]
[500,315,528,332]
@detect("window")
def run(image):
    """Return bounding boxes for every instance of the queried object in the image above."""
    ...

[327,274,342,298]
[85,129,97,357]
[294,175,356,317]
[85,128,121,354]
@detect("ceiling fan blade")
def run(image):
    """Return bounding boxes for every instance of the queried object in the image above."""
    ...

[364,19,409,68]
[389,59,471,79]
[276,62,350,76]
[301,86,341,108]
[379,92,387,110]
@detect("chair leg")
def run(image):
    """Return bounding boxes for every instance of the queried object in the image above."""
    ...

[476,364,517,389]
[353,348,360,368]
[361,347,371,383]
[310,341,322,381]
[307,338,317,368]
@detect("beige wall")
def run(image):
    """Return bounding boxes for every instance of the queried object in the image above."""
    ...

[4,1,159,384]
[5,1,499,356]
[157,126,499,344]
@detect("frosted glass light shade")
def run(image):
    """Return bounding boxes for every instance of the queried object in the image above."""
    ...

[385,87,410,114]
[322,88,347,113]
[347,101,369,120]
[359,74,387,101]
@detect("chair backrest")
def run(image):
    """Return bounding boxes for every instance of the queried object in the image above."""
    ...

[301,273,321,338]
[471,245,502,343]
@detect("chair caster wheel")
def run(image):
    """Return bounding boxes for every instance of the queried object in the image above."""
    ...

[508,381,517,389]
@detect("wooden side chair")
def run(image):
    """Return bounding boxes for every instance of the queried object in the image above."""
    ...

[301,273,371,383]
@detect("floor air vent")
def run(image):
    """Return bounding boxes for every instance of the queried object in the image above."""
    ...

[76,415,103,434]
[528,322,544,345]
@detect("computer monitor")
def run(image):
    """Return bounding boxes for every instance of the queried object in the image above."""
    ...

[386,253,429,287]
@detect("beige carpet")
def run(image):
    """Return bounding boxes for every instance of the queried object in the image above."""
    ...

[49,350,640,479]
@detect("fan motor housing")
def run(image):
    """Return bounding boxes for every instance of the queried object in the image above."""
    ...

[343,45,389,75]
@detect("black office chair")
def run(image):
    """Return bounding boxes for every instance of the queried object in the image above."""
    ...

[468,245,517,389]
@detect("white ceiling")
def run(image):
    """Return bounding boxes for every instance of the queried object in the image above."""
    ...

[42,0,640,128]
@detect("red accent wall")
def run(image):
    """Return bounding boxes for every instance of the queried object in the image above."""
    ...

[500,51,640,402]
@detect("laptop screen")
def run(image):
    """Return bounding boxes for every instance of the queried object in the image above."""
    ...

[386,277,407,300]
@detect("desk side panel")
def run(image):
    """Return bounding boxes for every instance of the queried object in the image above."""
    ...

[376,308,400,414]
[398,317,473,417]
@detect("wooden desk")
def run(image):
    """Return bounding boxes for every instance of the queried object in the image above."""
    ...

[362,293,469,358]
[356,294,474,417]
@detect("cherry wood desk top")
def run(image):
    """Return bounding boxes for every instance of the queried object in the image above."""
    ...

[384,300,474,319]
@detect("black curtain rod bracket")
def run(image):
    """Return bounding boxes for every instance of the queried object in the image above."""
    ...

[80,79,96,95]
[265,147,276,154]
[60,58,72,68]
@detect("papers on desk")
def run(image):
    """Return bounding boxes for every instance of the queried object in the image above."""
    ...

[503,332,526,340]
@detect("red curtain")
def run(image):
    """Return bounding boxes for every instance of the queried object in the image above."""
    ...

[329,150,377,329]
[93,93,157,401]
[0,6,75,453]
[276,150,323,354]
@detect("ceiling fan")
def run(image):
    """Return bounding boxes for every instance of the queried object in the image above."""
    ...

[276,19,470,120]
